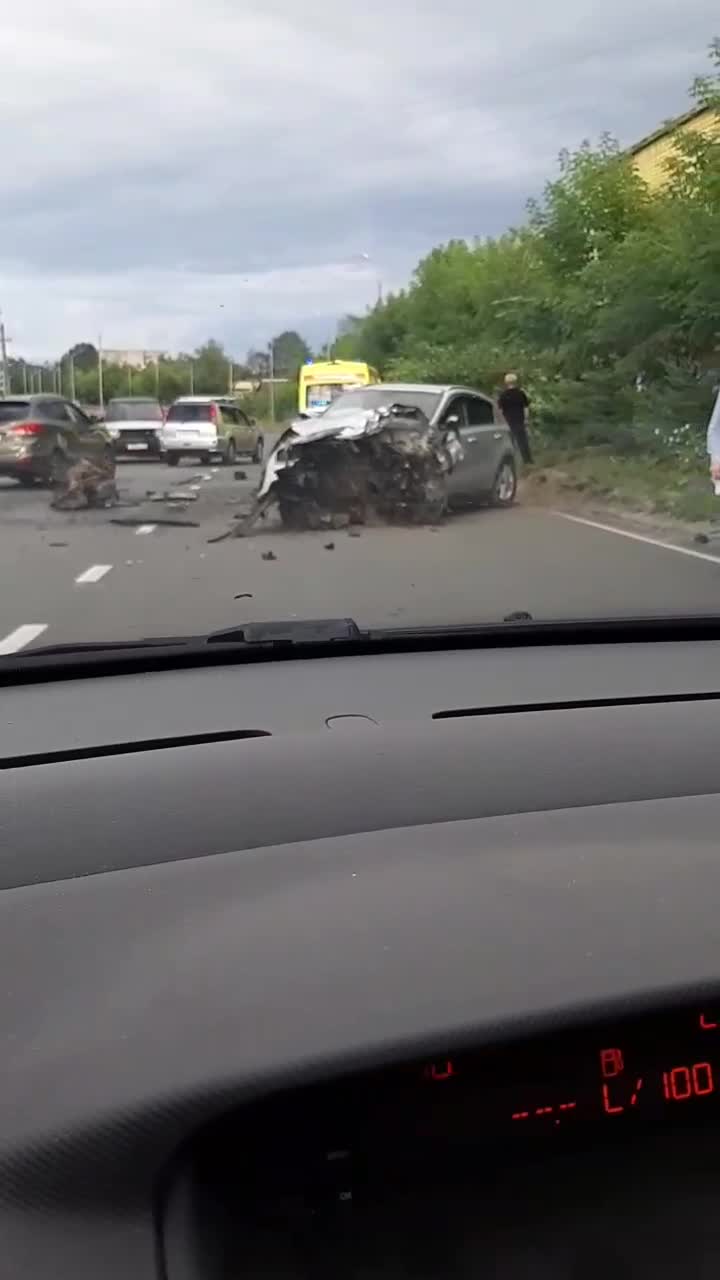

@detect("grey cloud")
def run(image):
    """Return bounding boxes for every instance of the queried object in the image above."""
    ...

[1,0,717,355]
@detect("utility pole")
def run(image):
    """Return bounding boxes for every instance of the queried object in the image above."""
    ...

[228,360,233,394]
[0,316,10,398]
[69,354,76,402]
[97,334,105,414]
[154,358,160,400]
[268,340,275,425]
[189,361,194,395]
[22,364,27,395]
[128,365,133,395]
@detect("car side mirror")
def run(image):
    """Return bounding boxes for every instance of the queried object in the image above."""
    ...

[249,416,257,426]
[298,412,309,420]
[444,414,460,427]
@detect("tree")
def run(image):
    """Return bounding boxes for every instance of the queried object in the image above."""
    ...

[270,330,312,377]
[63,342,98,372]
[246,348,270,379]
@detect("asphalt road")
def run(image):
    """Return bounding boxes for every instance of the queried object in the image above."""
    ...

[2,454,720,651]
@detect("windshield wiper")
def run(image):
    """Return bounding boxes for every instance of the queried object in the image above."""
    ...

[206,617,364,645]
[12,618,366,658]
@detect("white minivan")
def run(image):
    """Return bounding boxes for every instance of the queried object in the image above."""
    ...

[160,396,264,466]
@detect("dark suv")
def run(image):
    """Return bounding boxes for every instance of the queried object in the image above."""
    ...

[0,395,114,486]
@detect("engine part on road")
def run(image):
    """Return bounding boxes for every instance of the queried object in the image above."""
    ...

[50,456,118,511]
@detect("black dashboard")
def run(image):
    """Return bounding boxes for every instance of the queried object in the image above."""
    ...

[3,634,720,1277]
[167,1003,720,1277]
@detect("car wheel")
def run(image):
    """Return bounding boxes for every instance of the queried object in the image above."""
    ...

[200,453,212,465]
[225,439,237,466]
[252,436,264,465]
[490,457,517,507]
[16,473,37,487]
[166,453,180,467]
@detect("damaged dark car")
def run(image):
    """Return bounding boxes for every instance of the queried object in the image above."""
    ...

[244,384,518,534]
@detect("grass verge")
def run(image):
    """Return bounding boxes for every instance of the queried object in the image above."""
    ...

[532,445,717,523]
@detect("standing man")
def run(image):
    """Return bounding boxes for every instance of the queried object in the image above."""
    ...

[498,373,532,464]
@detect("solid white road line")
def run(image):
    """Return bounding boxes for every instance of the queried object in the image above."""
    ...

[75,564,113,584]
[135,524,156,535]
[553,511,720,567]
[0,624,48,655]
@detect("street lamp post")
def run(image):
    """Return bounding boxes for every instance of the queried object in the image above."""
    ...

[268,340,275,425]
[97,334,105,414]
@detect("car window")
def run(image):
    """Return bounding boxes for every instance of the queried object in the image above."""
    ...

[0,400,30,423]
[106,401,163,422]
[439,397,467,428]
[166,404,213,422]
[219,404,238,425]
[65,403,92,427]
[465,395,495,426]
[321,389,442,420]
[36,400,69,421]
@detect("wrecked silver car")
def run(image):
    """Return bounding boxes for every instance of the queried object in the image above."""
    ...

[221,383,516,539]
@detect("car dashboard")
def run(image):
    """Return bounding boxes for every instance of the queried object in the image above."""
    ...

[3,634,720,1277]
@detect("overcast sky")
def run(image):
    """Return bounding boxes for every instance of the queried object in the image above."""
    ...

[1,0,717,360]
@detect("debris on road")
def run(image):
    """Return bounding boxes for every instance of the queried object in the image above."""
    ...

[503,610,534,622]
[234,470,248,481]
[324,542,335,551]
[234,592,253,599]
[261,550,278,561]
[150,490,199,502]
[110,516,199,529]
[48,541,69,548]
[216,403,461,541]
[51,457,118,510]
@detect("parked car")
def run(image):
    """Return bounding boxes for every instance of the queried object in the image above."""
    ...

[160,396,264,466]
[104,397,164,458]
[0,394,115,487]
[282,383,518,508]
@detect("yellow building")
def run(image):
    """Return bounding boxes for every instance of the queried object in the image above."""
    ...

[630,104,719,190]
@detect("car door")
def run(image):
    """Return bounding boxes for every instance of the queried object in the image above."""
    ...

[64,401,108,463]
[36,399,76,458]
[216,403,234,447]
[234,406,254,452]
[463,393,507,495]
[439,394,489,498]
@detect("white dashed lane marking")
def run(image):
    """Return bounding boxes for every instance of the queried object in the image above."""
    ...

[0,624,48,654]
[135,524,156,535]
[75,564,113,584]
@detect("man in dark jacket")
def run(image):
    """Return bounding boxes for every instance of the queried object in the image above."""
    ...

[498,373,532,463]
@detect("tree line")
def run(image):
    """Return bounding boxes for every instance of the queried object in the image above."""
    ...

[6,330,315,420]
[334,40,720,464]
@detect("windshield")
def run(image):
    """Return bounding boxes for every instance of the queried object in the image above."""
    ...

[305,383,354,409]
[2,4,720,654]
[106,401,163,422]
[320,388,442,419]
